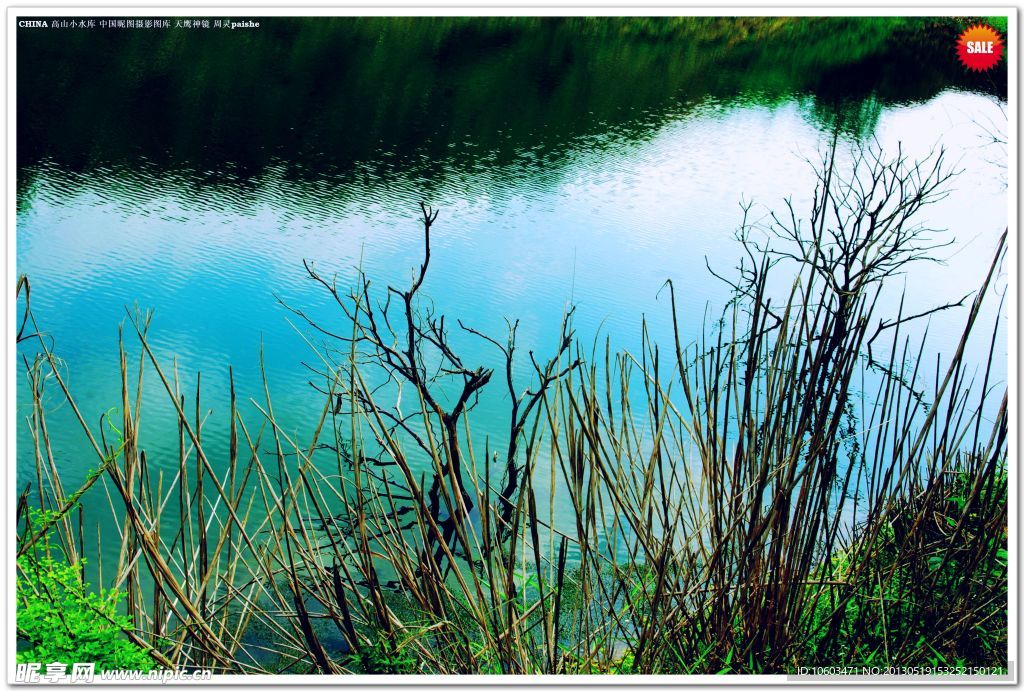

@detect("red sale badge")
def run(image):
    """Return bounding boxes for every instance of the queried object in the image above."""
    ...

[956,23,1005,71]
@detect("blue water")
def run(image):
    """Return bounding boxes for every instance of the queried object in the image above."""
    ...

[16,90,1008,566]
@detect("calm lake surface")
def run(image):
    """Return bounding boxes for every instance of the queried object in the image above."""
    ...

[17,18,1008,566]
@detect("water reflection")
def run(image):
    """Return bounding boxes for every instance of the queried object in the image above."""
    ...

[19,92,1008,468]
[16,17,1009,568]
[18,17,1005,188]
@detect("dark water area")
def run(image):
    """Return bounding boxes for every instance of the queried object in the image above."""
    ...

[18,17,1006,188]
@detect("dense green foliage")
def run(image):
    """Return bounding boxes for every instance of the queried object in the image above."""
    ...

[800,465,1008,669]
[17,539,155,671]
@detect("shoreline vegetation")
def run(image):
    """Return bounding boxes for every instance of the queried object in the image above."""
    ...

[15,135,1008,674]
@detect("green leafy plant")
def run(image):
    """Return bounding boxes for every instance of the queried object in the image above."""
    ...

[16,546,156,671]
[350,631,420,674]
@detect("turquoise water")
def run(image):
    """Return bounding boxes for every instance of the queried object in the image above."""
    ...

[16,19,1009,569]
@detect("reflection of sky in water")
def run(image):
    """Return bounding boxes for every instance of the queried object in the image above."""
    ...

[16,90,1008,562]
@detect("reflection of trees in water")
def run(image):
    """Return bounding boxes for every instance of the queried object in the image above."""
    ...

[18,16,1006,193]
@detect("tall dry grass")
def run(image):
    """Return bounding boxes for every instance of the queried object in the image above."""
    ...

[15,142,1008,675]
